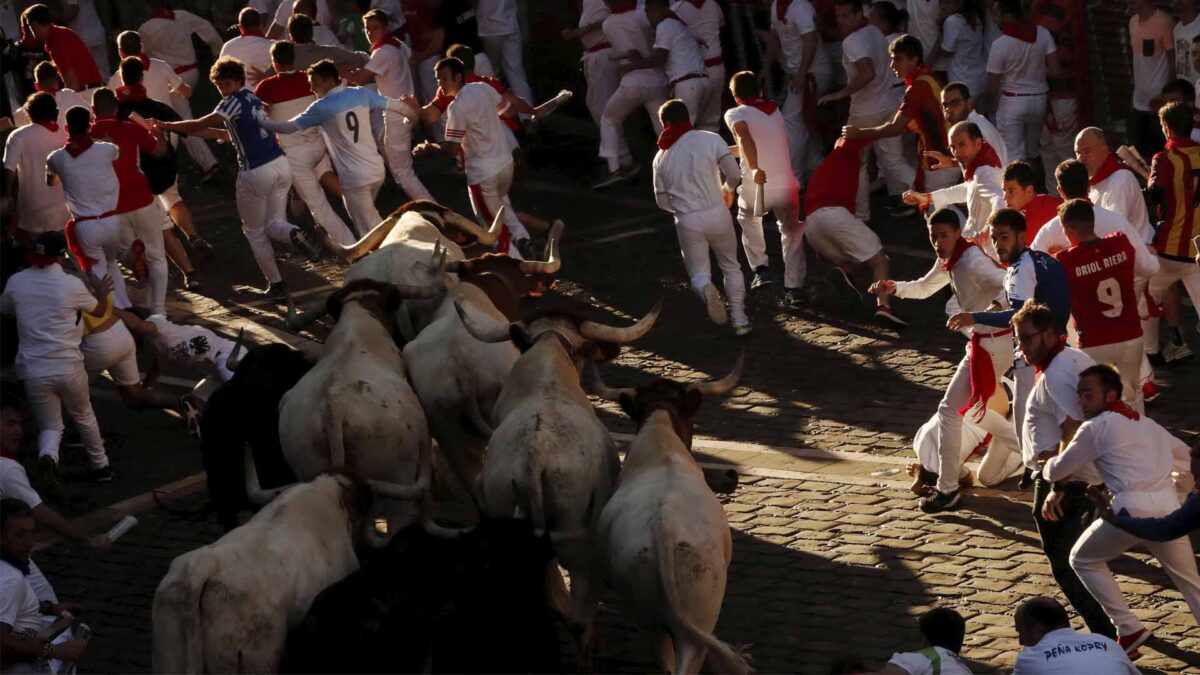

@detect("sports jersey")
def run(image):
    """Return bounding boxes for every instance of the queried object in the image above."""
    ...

[290,83,405,188]
[972,248,1071,336]
[671,0,724,63]
[213,87,285,171]
[45,141,119,218]
[254,70,321,149]
[1054,233,1141,348]
[654,16,705,83]
[603,6,668,88]
[1021,193,1062,242]
[89,116,157,214]
[444,81,516,184]
[1148,137,1200,261]
[723,103,796,193]
[1014,628,1138,675]
[804,136,871,215]
[899,67,950,190]
[27,24,102,87]
[840,22,895,117]
[365,38,416,99]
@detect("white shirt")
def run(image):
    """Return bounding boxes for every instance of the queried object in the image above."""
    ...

[603,9,668,88]
[671,0,724,61]
[106,57,183,105]
[312,22,341,48]
[12,88,89,128]
[1032,206,1160,283]
[66,0,105,48]
[578,0,611,52]
[1130,10,1175,112]
[45,141,119,219]
[1175,16,1200,82]
[985,27,1057,95]
[476,0,519,37]
[1045,411,1190,495]
[907,0,946,68]
[2,122,68,227]
[365,42,415,100]
[723,104,797,192]
[0,457,43,508]
[0,560,42,636]
[930,163,1006,249]
[147,315,236,381]
[1021,345,1097,471]
[219,35,275,89]
[653,129,741,217]
[655,16,705,83]
[445,82,517,184]
[840,23,894,117]
[370,0,406,32]
[259,74,322,150]
[272,0,334,35]
[968,110,1007,168]
[771,0,832,77]
[1013,628,1138,674]
[1089,170,1152,243]
[292,84,389,188]
[139,10,224,69]
[888,647,972,675]
[894,244,1007,330]
[941,13,987,97]
[0,265,96,379]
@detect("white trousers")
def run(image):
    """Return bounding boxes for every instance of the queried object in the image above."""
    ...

[1070,490,1200,635]
[25,367,108,468]
[170,69,217,172]
[600,82,668,172]
[672,77,708,126]
[780,70,832,183]
[19,204,70,234]
[468,162,530,252]
[996,93,1047,162]
[804,206,884,267]
[72,215,131,309]
[342,181,383,238]
[283,139,354,246]
[736,185,805,288]
[1149,256,1200,317]
[481,33,533,105]
[675,204,747,326]
[935,334,1015,493]
[1013,358,1038,468]
[1083,337,1145,413]
[1040,97,1079,192]
[82,322,140,387]
[849,108,914,218]
[583,50,627,165]
[235,156,298,284]
[120,201,169,315]
[698,62,725,132]
[381,111,432,202]
[914,407,1023,487]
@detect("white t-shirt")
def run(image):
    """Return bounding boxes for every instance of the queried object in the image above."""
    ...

[653,129,740,216]
[1175,16,1200,82]
[139,10,223,69]
[476,0,519,37]
[771,0,832,77]
[985,27,1057,95]
[655,16,706,83]
[1013,628,1139,674]
[66,0,105,48]
[841,23,894,117]
[1021,346,1098,471]
[907,0,947,69]
[12,88,89,128]
[0,457,43,508]
[1129,10,1176,112]
[723,104,797,192]
[219,35,275,89]
[671,0,724,61]
[2,123,68,229]
[603,9,668,88]
[0,560,42,636]
[312,23,341,48]
[941,13,987,97]
[106,57,183,106]
[445,82,516,184]
[0,265,96,379]
[365,42,415,100]
[147,315,236,382]
[888,647,972,675]
[578,0,611,52]
[1090,169,1153,243]
[1045,411,1189,495]
[45,141,120,219]
[272,0,334,35]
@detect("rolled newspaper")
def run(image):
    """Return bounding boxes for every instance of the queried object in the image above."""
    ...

[1115,145,1150,180]
[106,515,138,542]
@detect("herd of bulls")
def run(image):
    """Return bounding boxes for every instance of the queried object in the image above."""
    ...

[149,201,752,674]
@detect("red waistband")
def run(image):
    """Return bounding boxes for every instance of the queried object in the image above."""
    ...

[671,73,707,86]
[174,63,197,74]
[585,41,612,53]
[703,56,723,67]
[69,210,117,224]
[976,327,1014,338]
[1001,91,1045,97]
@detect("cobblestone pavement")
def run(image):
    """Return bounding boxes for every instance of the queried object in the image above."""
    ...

[17,109,1200,673]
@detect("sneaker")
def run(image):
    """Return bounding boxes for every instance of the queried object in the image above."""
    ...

[591,169,625,189]
[1117,628,1151,656]
[733,323,753,337]
[918,489,962,513]
[1017,467,1034,490]
[200,164,220,184]
[262,281,288,298]
[181,395,202,440]
[37,455,59,487]
[830,266,862,300]
[183,273,202,292]
[888,203,919,218]
[873,305,908,329]
[290,229,322,262]
[782,287,806,308]
[86,465,114,483]
[1163,340,1194,363]
[750,266,772,289]
[1142,380,1159,403]
[190,237,215,262]
[618,161,642,181]
[702,284,728,325]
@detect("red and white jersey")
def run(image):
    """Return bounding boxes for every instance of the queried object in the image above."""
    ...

[1055,233,1142,348]
[445,82,516,184]
[1031,204,1159,283]
[219,35,275,89]
[139,10,223,70]
[671,0,724,62]
[45,141,120,218]
[365,40,415,100]
[603,7,668,87]
[654,16,705,82]
[106,57,183,106]
[255,70,322,150]
[2,122,67,228]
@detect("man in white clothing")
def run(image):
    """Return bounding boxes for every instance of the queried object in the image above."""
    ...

[564,0,623,166]
[984,0,1061,163]
[939,82,1008,169]
[1012,597,1138,674]
[219,8,275,89]
[653,99,749,335]
[269,0,339,44]
[476,0,534,108]
[1073,127,1153,242]
[1045,364,1200,656]
[12,62,88,128]
[138,0,223,90]
[671,0,725,132]
[870,207,1008,512]
[108,31,191,112]
[640,0,709,129]
[2,93,69,242]
[0,232,112,482]
[762,0,834,183]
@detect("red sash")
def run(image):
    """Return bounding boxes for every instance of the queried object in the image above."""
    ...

[958,328,1013,421]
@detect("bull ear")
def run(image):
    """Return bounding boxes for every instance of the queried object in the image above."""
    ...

[617,392,638,420]
[509,323,533,352]
[592,341,620,362]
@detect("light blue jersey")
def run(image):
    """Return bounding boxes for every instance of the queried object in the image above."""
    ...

[291,84,396,188]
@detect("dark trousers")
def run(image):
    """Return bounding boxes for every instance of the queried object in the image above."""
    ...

[1032,478,1116,638]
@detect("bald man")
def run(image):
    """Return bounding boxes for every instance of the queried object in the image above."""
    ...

[1074,127,1152,243]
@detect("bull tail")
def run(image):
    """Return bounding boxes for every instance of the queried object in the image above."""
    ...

[652,516,753,675]
[153,555,219,673]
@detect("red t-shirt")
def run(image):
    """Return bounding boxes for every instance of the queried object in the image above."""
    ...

[804,137,871,216]
[44,25,102,88]
[90,117,156,214]
[1023,194,1062,243]
[1054,232,1142,348]
[899,73,949,190]
[254,70,314,105]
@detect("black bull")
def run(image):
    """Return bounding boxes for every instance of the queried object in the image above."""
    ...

[199,344,310,530]
[280,518,561,674]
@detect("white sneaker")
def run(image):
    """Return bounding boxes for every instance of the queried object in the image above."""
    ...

[702,284,728,325]
[1163,341,1194,363]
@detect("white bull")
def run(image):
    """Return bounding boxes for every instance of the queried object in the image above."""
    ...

[454,300,661,657]
[151,472,375,673]
[590,358,752,674]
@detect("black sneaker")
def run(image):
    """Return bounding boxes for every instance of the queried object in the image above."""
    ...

[618,161,642,181]
[183,272,202,291]
[750,266,772,289]
[830,266,863,300]
[1016,467,1034,490]
[262,281,288,298]
[1146,351,1167,368]
[918,489,962,513]
[782,287,806,308]
[37,455,59,487]
[873,305,908,329]
[591,169,624,189]
[290,229,322,262]
[87,465,114,483]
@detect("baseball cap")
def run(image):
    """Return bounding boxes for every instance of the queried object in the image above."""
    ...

[30,231,68,266]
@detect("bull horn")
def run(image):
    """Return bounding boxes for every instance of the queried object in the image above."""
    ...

[244,444,292,506]
[518,220,564,274]
[453,300,513,343]
[444,209,500,246]
[224,328,246,372]
[286,293,329,332]
[690,353,745,396]
[332,215,401,262]
[579,298,663,344]
[585,362,634,402]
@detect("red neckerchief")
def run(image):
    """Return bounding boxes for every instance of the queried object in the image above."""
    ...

[844,16,870,36]
[1034,335,1067,375]
[1103,400,1140,420]
[371,35,405,52]
[34,82,58,94]
[904,64,934,88]
[964,142,1002,181]
[116,83,147,102]
[1164,136,1198,151]
[742,96,778,115]
[940,237,976,271]
[1089,153,1130,187]
[239,26,266,38]
[611,1,637,13]
[147,8,175,20]
[34,120,60,133]
[64,133,93,158]
[1001,19,1037,43]
[657,121,693,150]
[776,0,794,23]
